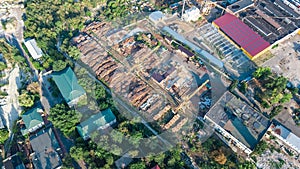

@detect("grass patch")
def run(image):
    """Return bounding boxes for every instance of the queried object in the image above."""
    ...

[253,51,274,66]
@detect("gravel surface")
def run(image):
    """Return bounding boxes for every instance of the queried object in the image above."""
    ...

[0,66,21,131]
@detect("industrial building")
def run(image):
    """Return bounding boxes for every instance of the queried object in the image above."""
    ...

[213,13,270,59]
[227,0,254,14]
[162,26,224,68]
[204,92,270,155]
[149,11,165,24]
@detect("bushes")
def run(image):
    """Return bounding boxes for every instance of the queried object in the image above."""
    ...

[269,105,283,119]
[253,140,268,155]
[0,128,9,144]
[18,91,35,108]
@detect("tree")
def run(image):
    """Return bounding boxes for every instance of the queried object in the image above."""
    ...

[61,154,74,169]
[129,162,146,169]
[49,104,81,136]
[18,91,35,107]
[53,60,67,71]
[229,80,238,92]
[70,146,85,161]
[253,140,268,155]
[0,61,7,71]
[26,82,40,94]
[67,46,81,60]
[270,105,283,119]
[0,128,9,144]
[253,67,272,79]
[240,81,248,93]
[211,150,227,165]
[280,93,292,103]
[261,100,271,109]
[94,84,106,100]
[238,161,256,169]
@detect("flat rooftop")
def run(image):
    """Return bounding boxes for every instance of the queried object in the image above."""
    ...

[30,127,62,169]
[227,0,254,13]
[206,92,270,149]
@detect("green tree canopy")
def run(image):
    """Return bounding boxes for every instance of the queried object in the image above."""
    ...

[129,162,146,169]
[0,61,7,71]
[0,128,9,144]
[53,60,67,72]
[49,104,81,136]
[18,91,35,108]
[253,67,272,79]
[26,82,40,94]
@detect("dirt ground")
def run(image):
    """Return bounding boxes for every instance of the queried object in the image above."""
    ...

[263,34,300,88]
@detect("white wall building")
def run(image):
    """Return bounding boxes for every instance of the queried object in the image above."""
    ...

[183,6,200,22]
[270,124,300,154]
[24,39,43,60]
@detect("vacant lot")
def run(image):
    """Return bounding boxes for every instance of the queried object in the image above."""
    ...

[263,34,300,88]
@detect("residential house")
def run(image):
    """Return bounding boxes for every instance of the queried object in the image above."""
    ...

[177,45,194,58]
[24,39,43,60]
[52,67,86,107]
[151,165,161,169]
[21,107,44,135]
[76,108,117,140]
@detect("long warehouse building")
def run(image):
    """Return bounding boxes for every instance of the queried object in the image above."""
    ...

[213,13,270,59]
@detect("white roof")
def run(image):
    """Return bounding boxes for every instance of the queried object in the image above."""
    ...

[149,11,164,22]
[286,133,300,152]
[162,26,224,68]
[24,39,43,60]
[0,116,4,129]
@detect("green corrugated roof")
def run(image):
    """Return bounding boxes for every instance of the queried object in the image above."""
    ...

[77,109,116,139]
[52,67,86,104]
[22,107,44,131]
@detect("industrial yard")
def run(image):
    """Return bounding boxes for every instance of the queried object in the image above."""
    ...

[73,19,212,134]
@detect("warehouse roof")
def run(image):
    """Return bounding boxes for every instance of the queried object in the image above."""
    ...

[227,0,254,13]
[213,13,270,57]
[162,26,224,68]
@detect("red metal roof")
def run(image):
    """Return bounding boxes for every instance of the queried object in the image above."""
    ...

[213,13,270,57]
[151,165,161,169]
